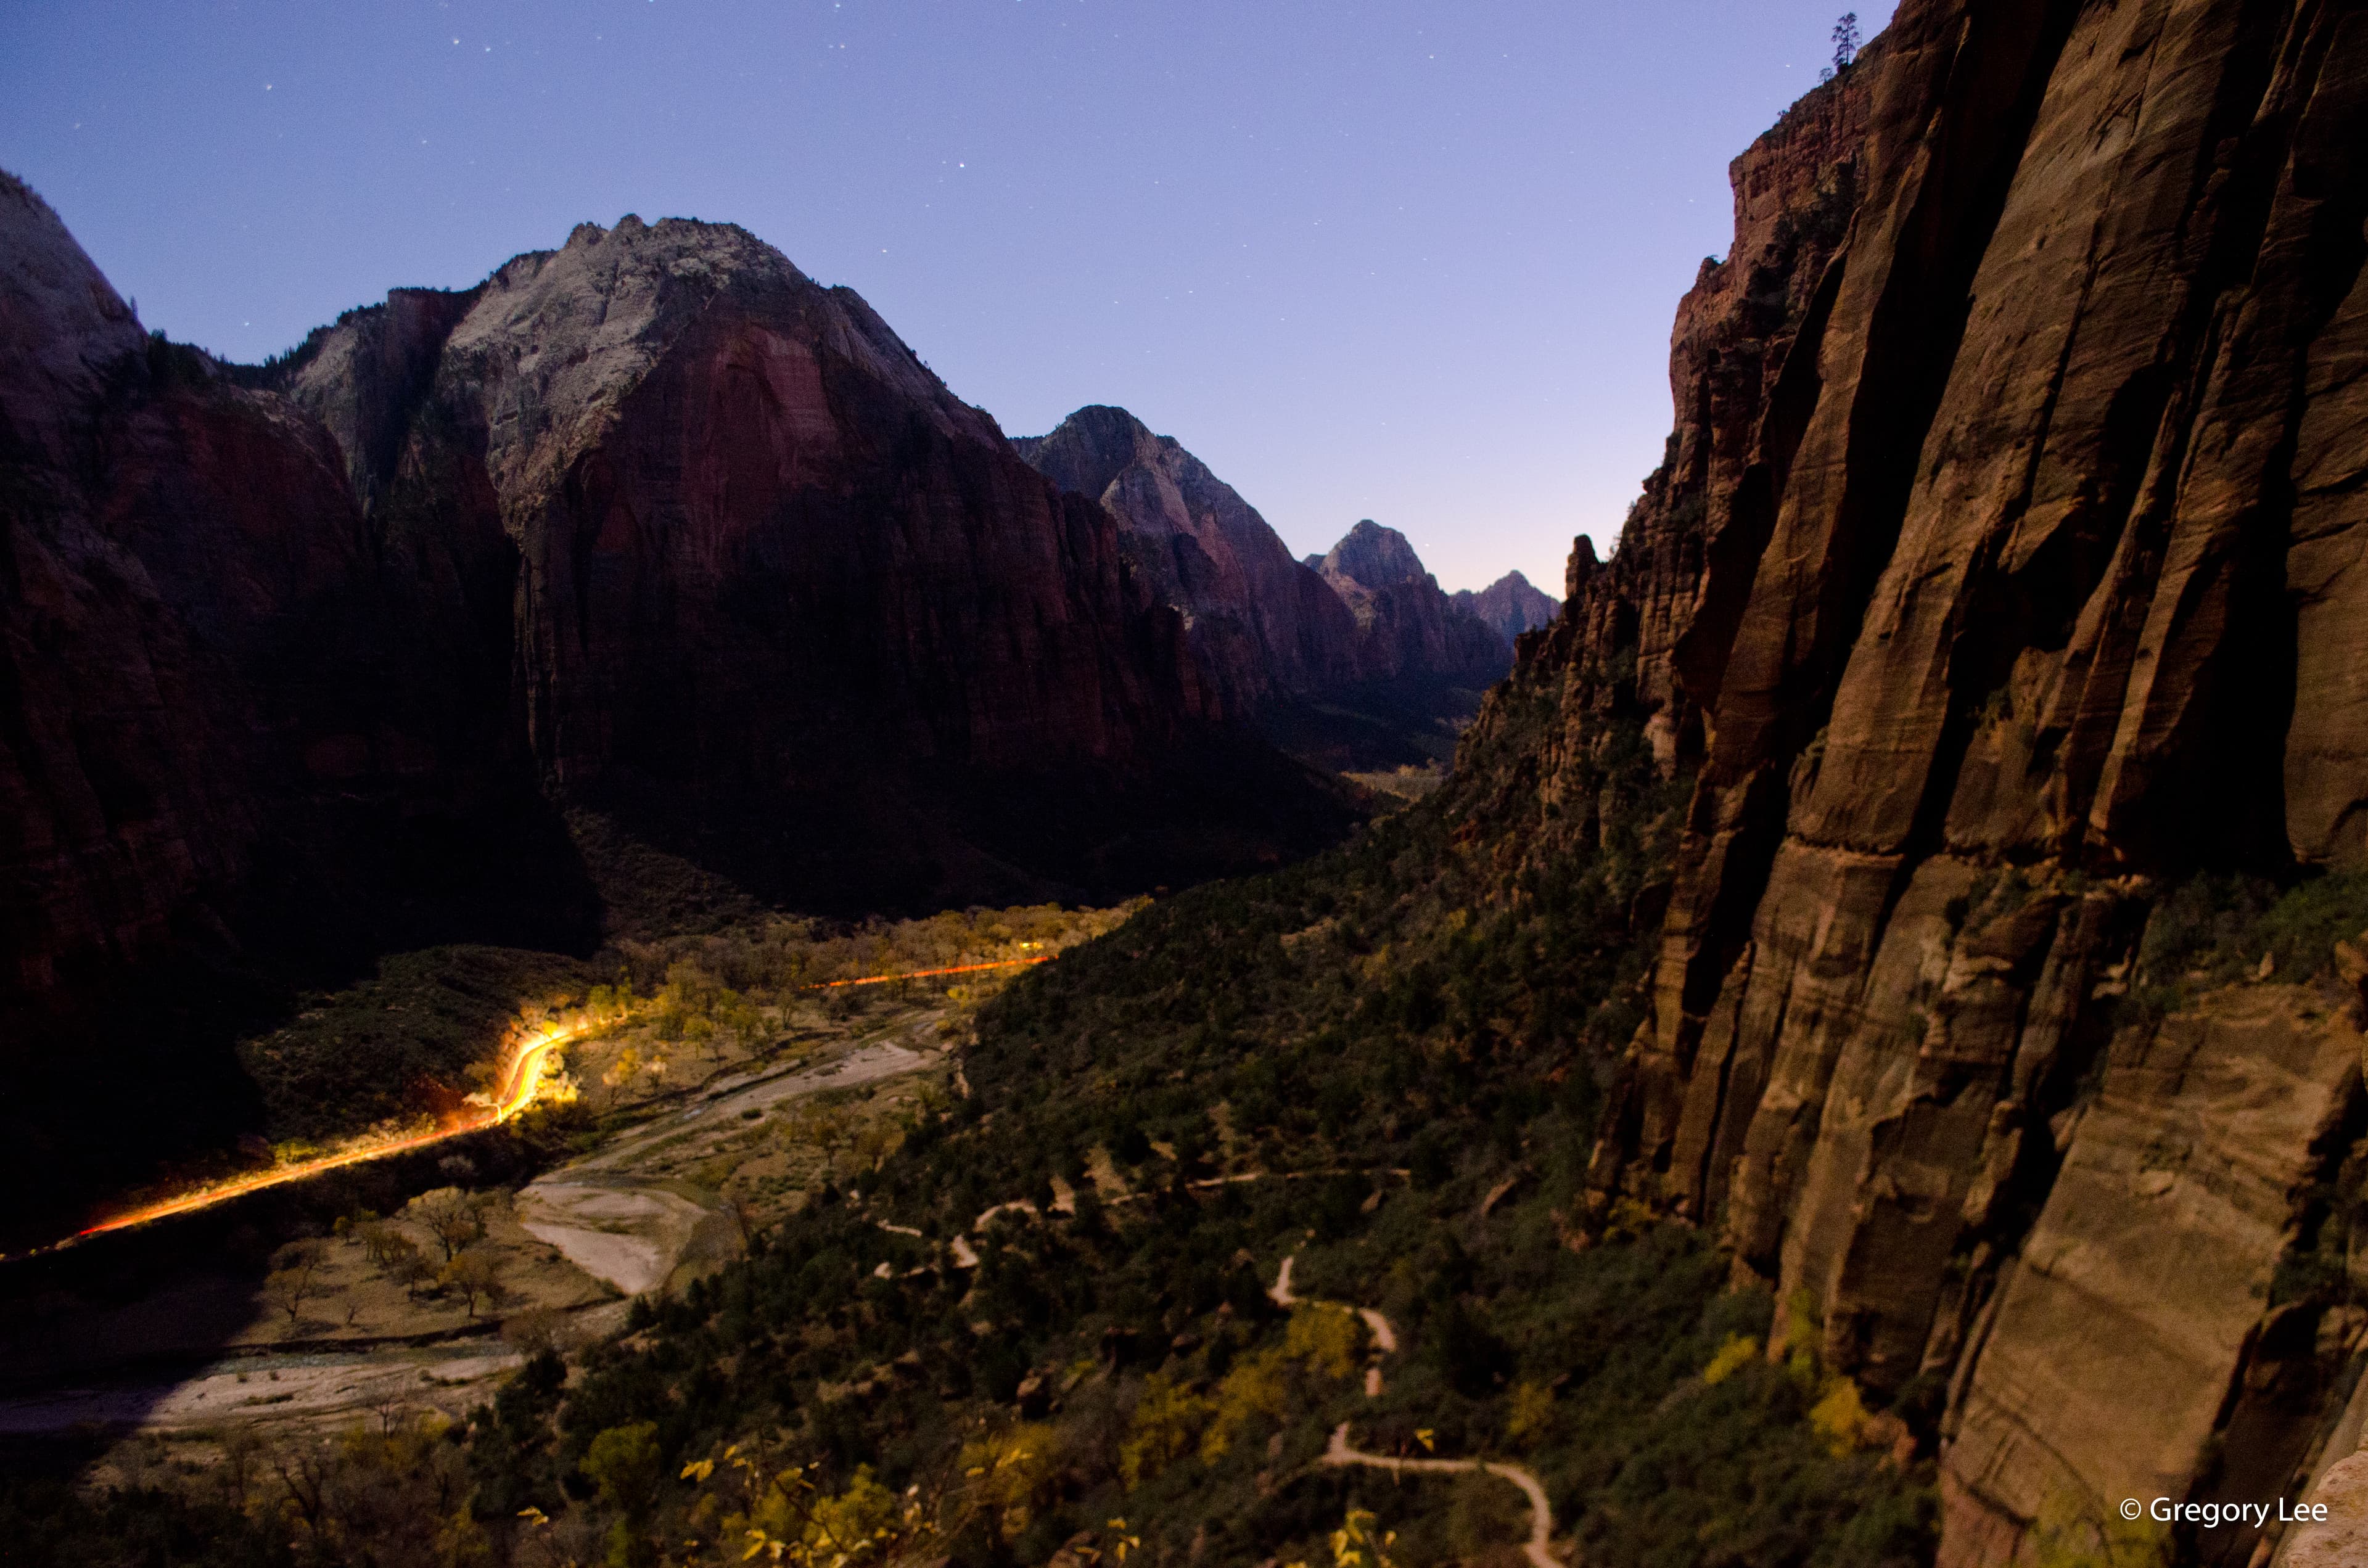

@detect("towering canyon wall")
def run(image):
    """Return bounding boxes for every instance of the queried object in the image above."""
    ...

[1018,408,1514,767]
[0,173,548,1031]
[1466,2,2368,1561]
[0,192,1356,1233]
[273,220,1348,910]
[0,173,574,1226]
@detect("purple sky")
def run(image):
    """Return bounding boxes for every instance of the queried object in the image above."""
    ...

[1,1,1892,593]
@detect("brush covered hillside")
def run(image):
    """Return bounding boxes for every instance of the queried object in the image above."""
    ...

[1017,408,1516,770]
[62,2,2361,1565]
[15,2,2368,1567]
[0,181,1357,1243]
[12,629,1940,1568]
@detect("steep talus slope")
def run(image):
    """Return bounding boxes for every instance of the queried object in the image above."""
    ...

[1458,2,2368,1561]
[1455,570,1561,643]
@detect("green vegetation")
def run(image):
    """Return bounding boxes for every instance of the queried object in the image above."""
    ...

[1342,763,1446,809]
[233,889,1128,1154]
[12,693,1931,1566]
[240,946,598,1143]
[2123,868,2368,1018]
[144,330,218,392]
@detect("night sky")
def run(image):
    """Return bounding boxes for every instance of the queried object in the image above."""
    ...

[1,1,1894,591]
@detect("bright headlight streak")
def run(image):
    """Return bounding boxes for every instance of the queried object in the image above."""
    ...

[9,955,1058,1259]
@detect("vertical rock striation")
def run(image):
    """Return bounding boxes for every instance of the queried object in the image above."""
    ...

[268,217,1356,909]
[1462,4,2368,1561]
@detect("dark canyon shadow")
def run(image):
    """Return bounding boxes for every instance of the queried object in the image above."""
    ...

[0,1121,554,1478]
[0,789,601,1260]
[570,724,1368,922]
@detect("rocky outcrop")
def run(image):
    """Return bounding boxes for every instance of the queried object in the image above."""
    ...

[0,174,550,1016]
[1314,519,1511,690]
[0,173,577,1234]
[0,189,1358,1237]
[1454,570,1560,644]
[1012,404,1365,715]
[1942,990,2359,1567]
[1460,4,2368,1562]
[269,219,1355,910]
[1016,411,1515,768]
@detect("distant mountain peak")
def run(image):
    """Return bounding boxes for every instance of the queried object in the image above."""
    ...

[1009,404,1163,499]
[1320,519,1433,593]
[1454,569,1561,641]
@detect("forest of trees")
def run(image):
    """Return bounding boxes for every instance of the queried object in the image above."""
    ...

[5,688,1935,1568]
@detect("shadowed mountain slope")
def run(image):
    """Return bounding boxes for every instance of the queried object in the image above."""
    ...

[1018,409,1514,769]
[0,190,1357,1239]
[1455,569,1560,642]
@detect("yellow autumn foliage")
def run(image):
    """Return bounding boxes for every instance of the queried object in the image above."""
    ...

[956,1423,1056,1541]
[1700,1333,1761,1386]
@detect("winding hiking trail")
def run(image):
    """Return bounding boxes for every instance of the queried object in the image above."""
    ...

[1271,1254,1564,1568]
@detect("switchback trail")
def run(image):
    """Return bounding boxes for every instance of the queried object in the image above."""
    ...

[1271,1254,1564,1568]
[1321,1424,1561,1568]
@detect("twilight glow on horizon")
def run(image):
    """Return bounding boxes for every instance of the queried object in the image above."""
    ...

[1,0,1894,593]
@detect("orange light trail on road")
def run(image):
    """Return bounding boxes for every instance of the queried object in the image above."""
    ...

[34,1024,586,1255]
[805,956,1051,989]
[15,954,1059,1258]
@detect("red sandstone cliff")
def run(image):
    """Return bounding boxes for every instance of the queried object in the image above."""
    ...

[1462,4,2368,1562]
[1016,409,1514,768]
[0,173,571,1225]
[1013,404,1367,716]
[266,216,1355,909]
[0,174,546,1017]
[0,192,1355,1235]
[1314,519,1513,691]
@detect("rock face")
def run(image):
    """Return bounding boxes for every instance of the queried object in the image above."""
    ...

[0,190,1356,1234]
[1454,570,1560,643]
[268,218,1356,909]
[1011,404,1365,716]
[1314,519,1513,690]
[0,173,575,1226]
[0,173,559,1009]
[1457,5,2368,1563]
[1016,409,1514,766]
